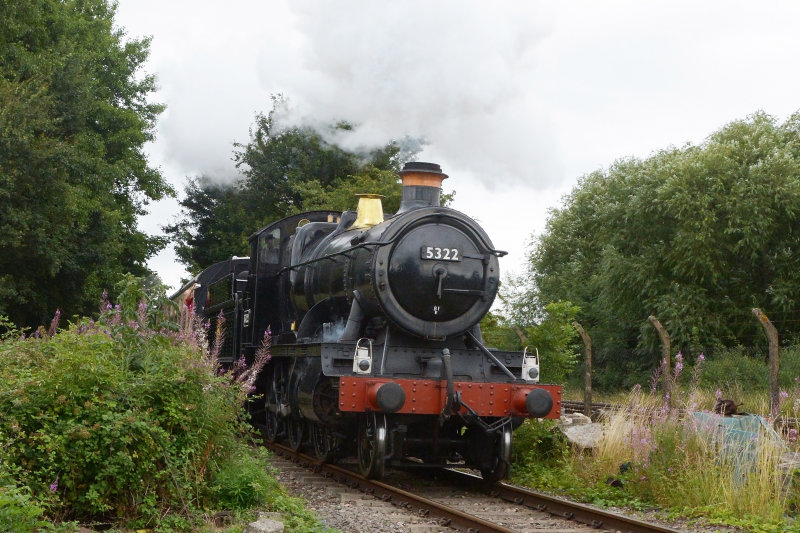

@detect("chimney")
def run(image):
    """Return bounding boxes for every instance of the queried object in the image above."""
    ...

[396,162,448,214]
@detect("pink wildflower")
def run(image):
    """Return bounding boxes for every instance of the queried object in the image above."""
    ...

[48,309,61,337]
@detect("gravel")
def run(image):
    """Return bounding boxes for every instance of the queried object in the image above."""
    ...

[270,456,452,533]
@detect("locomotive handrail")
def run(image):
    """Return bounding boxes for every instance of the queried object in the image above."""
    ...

[277,211,508,275]
[277,238,396,274]
[279,238,507,275]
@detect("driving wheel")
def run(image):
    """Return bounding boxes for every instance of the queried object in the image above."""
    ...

[357,412,387,479]
[263,369,283,443]
[310,421,337,462]
[480,425,511,483]
[287,417,304,451]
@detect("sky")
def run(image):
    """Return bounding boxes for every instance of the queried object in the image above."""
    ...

[114,0,800,292]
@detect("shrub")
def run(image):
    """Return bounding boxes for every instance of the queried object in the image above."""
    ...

[208,448,275,511]
[0,322,238,524]
[0,289,292,531]
[511,419,567,465]
[700,347,769,391]
[0,482,47,533]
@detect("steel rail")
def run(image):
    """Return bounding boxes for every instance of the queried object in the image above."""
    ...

[266,441,680,533]
[269,442,517,533]
[436,468,681,533]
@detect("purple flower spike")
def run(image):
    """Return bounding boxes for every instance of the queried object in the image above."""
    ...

[50,479,58,493]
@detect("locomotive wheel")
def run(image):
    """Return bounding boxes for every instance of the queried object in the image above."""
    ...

[357,412,387,479]
[263,369,283,443]
[310,421,337,462]
[264,408,281,443]
[287,417,305,451]
[480,425,512,483]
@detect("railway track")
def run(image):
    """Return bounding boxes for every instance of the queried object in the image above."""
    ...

[266,441,682,533]
[561,400,620,419]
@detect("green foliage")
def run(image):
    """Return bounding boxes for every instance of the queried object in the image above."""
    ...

[481,301,579,383]
[166,96,419,272]
[700,347,770,391]
[163,176,254,274]
[510,419,568,465]
[0,481,47,533]
[208,449,275,511]
[295,164,404,214]
[0,328,230,522]
[526,111,800,380]
[112,272,178,333]
[0,0,171,329]
[523,302,581,383]
[0,300,269,529]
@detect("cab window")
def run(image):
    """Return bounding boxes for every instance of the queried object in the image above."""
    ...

[259,228,281,264]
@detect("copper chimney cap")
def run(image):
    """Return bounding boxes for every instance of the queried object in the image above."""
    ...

[398,162,448,188]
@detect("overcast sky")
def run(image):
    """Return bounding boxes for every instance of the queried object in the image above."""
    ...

[115,1,800,291]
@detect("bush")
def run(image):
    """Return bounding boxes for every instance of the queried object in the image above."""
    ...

[700,347,769,391]
[511,419,567,465]
[209,449,276,511]
[779,346,800,387]
[0,320,242,525]
[0,291,307,531]
[0,482,47,533]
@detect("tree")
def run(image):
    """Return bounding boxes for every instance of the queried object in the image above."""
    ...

[164,177,252,273]
[525,111,800,386]
[0,0,171,328]
[167,97,419,273]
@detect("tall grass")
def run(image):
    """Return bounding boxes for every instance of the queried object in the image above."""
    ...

[593,397,791,521]
[514,352,800,530]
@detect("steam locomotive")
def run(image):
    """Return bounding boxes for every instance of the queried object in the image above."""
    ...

[172,162,561,481]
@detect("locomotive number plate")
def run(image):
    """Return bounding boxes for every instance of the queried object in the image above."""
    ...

[420,246,461,261]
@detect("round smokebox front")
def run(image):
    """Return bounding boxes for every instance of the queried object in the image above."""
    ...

[380,218,498,338]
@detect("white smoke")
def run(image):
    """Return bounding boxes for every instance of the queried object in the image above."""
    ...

[260,1,563,188]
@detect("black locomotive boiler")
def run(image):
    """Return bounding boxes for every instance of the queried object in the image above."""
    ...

[173,162,561,481]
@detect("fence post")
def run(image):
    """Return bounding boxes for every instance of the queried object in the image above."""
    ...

[648,315,671,404]
[572,321,592,418]
[752,308,780,419]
